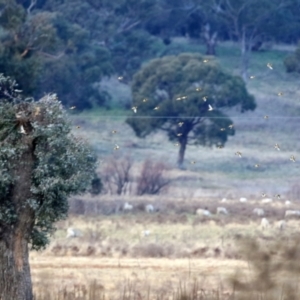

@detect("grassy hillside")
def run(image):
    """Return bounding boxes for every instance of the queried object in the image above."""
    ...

[70,40,300,200]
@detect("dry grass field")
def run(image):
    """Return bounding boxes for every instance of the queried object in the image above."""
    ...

[31,41,300,299]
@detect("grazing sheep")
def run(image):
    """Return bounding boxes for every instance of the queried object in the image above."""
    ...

[196,208,211,216]
[285,200,291,206]
[253,208,265,216]
[66,228,81,238]
[285,210,300,218]
[216,207,228,215]
[141,230,151,237]
[123,202,133,211]
[221,198,227,203]
[277,220,286,231]
[261,198,273,204]
[261,218,270,229]
[145,204,154,213]
[239,197,247,203]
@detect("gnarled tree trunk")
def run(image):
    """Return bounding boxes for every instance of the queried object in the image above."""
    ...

[0,231,33,300]
[0,134,35,300]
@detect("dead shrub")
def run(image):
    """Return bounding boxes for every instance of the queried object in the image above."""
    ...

[136,159,171,195]
[101,154,133,195]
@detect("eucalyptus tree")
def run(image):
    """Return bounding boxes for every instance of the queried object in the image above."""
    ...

[126,53,256,166]
[0,75,97,299]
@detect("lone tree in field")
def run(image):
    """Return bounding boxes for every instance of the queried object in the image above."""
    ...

[126,53,256,167]
[0,75,97,300]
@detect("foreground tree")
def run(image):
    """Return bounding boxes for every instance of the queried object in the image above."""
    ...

[0,75,96,299]
[126,53,256,167]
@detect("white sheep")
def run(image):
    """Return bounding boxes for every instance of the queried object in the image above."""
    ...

[221,198,227,203]
[261,198,273,204]
[253,208,265,216]
[285,200,292,206]
[145,204,154,213]
[196,208,211,216]
[276,220,286,231]
[261,218,270,230]
[66,228,81,238]
[123,202,133,211]
[285,210,300,218]
[239,197,247,203]
[216,207,228,215]
[141,230,151,237]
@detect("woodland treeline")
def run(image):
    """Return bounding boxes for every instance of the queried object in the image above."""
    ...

[3,0,300,109]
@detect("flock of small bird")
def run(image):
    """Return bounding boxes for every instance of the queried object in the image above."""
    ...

[63,61,297,200]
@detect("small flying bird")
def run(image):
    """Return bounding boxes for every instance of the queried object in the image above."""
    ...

[274,143,280,151]
[132,106,138,113]
[267,63,273,70]
[228,124,234,129]
[203,59,209,63]
[178,122,184,127]
[177,133,183,137]
[76,126,80,129]
[190,161,196,164]
[154,106,159,110]
[290,155,296,162]
[220,128,226,131]
[176,97,182,101]
[235,151,242,157]
[20,125,26,134]
[203,96,207,102]
[208,104,213,111]
[111,130,117,134]
[114,144,120,150]
[196,88,201,92]
[264,115,269,120]
[277,92,283,96]
[142,98,148,102]
[254,164,260,168]
[70,106,76,110]
[117,76,123,80]
[249,75,255,79]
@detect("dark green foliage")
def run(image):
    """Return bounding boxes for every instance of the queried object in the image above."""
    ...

[0,74,97,249]
[284,44,300,73]
[127,53,256,164]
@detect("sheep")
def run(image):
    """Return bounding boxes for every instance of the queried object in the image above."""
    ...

[141,230,151,237]
[276,220,286,231]
[261,218,270,230]
[196,208,211,216]
[221,198,227,203]
[285,210,300,218]
[66,228,81,238]
[261,198,273,204]
[216,207,228,215]
[239,197,247,203]
[253,208,265,216]
[145,204,154,213]
[285,200,291,206]
[123,202,133,211]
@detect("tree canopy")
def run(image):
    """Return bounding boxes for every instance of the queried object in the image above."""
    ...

[126,53,256,166]
[0,74,97,298]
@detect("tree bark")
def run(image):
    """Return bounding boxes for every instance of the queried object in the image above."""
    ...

[0,232,33,300]
[241,27,249,82]
[0,134,35,299]
[177,135,187,167]
[203,24,217,56]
